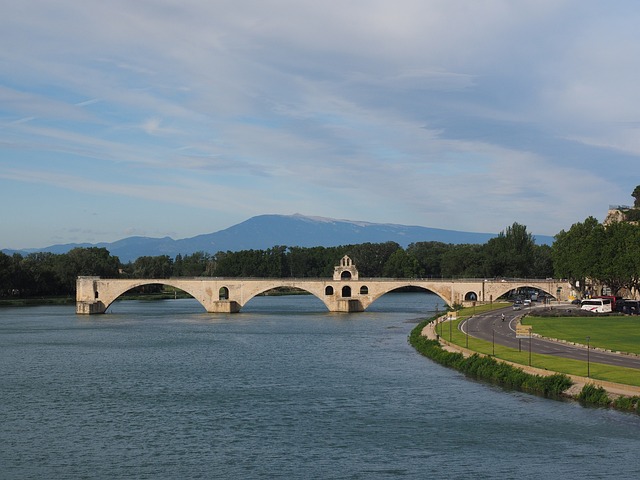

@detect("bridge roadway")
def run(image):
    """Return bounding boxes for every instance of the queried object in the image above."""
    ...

[76,275,572,315]
[460,305,640,370]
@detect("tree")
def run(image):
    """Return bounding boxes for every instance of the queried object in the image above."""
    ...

[382,249,420,278]
[441,244,485,278]
[348,242,400,277]
[483,222,536,277]
[21,252,59,296]
[406,241,450,277]
[633,185,640,208]
[55,247,121,294]
[599,221,640,295]
[552,216,604,296]
[0,252,12,295]
[531,244,554,279]
[132,255,173,278]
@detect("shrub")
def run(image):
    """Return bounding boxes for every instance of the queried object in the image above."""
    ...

[612,396,640,412]
[409,319,573,398]
[577,384,611,407]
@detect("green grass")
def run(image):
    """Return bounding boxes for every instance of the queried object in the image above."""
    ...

[521,316,640,355]
[438,305,640,387]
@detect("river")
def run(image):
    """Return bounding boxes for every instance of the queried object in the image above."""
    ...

[1,292,639,479]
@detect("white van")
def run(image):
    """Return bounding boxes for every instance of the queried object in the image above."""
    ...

[581,298,612,313]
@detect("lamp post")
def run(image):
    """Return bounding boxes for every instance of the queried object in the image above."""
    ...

[492,329,495,356]
[586,336,590,378]
[528,329,532,366]
[465,318,469,348]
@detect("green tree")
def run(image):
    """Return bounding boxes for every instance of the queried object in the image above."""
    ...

[382,248,420,278]
[483,222,536,277]
[0,251,12,295]
[179,251,213,276]
[599,221,640,295]
[552,216,604,296]
[632,185,640,208]
[348,242,400,277]
[288,246,334,277]
[21,252,59,296]
[531,244,554,278]
[132,255,173,278]
[55,247,121,294]
[441,244,485,278]
[406,241,450,277]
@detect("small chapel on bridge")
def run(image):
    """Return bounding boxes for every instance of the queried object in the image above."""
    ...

[333,255,359,281]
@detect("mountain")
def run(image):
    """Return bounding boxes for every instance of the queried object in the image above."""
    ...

[2,214,554,263]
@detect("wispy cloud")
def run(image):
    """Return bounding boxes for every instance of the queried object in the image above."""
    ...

[1,0,639,248]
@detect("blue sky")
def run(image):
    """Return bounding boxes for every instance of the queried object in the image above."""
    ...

[2,1,640,249]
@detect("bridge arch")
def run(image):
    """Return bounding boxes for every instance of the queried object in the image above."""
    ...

[98,280,211,313]
[490,283,559,301]
[219,286,229,300]
[360,283,451,311]
[230,282,334,312]
[464,291,478,301]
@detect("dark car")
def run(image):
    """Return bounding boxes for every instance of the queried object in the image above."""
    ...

[622,300,640,315]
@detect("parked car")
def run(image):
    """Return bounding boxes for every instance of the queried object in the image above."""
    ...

[622,300,640,315]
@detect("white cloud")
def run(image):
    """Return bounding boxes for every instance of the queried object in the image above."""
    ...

[1,0,640,247]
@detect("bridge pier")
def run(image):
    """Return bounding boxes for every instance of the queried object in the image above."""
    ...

[76,301,106,314]
[206,300,241,313]
[336,299,364,313]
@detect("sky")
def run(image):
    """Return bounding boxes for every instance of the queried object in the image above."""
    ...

[2,1,640,249]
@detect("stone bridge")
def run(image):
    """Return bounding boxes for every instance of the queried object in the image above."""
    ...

[77,256,572,314]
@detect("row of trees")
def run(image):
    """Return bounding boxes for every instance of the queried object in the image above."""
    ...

[6,217,640,299]
[1,222,555,298]
[0,248,120,297]
[130,223,553,279]
[553,216,640,297]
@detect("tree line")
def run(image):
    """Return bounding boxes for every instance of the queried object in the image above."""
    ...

[553,216,640,297]
[3,217,640,299]
[1,222,553,298]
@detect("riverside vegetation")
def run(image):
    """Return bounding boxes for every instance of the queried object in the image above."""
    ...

[409,316,573,398]
[410,312,640,414]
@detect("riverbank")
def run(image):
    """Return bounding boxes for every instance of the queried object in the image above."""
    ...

[412,316,640,413]
[0,297,75,307]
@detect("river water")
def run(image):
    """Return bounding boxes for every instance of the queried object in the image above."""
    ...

[1,293,639,479]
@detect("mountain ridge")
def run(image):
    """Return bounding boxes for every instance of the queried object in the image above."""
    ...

[2,214,554,262]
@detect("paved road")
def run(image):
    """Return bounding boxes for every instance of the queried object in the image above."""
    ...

[458,305,640,370]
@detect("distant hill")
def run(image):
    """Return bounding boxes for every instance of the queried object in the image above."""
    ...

[2,214,553,262]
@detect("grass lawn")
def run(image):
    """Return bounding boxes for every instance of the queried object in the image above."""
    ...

[521,315,640,355]
[439,305,640,387]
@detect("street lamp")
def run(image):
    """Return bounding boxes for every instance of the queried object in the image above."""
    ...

[492,329,495,356]
[586,336,591,378]
[465,318,469,348]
